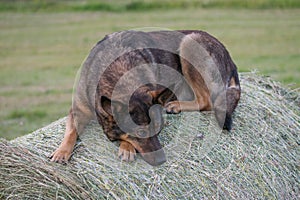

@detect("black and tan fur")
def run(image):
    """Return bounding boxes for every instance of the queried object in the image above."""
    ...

[50,30,241,166]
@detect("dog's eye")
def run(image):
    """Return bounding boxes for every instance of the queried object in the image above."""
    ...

[136,129,148,138]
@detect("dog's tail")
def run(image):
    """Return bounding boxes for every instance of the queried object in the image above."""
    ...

[214,72,241,131]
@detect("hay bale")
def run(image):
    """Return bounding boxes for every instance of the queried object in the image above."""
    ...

[0,73,299,199]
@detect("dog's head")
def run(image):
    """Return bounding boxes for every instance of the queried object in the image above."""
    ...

[100,86,175,166]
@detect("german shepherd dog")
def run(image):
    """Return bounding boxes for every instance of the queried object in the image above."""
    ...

[50,30,241,166]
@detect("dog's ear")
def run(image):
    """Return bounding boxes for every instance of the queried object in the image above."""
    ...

[148,85,176,105]
[101,96,124,116]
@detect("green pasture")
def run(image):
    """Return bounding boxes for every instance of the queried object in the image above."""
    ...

[1,0,300,12]
[0,2,299,139]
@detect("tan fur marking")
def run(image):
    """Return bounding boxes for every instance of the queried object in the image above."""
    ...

[118,140,136,162]
[229,76,239,89]
[147,90,160,100]
[50,113,77,163]
[119,134,145,154]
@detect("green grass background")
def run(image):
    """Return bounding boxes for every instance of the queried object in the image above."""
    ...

[0,0,299,139]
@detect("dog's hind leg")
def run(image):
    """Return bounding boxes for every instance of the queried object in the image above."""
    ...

[165,34,214,114]
[165,87,212,115]
[166,33,240,130]
[164,55,213,114]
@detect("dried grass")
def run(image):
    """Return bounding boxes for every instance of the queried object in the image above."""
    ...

[1,72,299,199]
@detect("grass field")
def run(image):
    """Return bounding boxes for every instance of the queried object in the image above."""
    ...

[0,3,299,139]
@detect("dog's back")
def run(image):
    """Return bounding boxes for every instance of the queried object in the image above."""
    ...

[78,30,240,131]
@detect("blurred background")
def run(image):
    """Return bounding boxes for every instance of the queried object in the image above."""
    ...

[0,0,299,139]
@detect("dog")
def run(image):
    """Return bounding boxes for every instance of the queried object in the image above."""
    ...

[50,30,241,166]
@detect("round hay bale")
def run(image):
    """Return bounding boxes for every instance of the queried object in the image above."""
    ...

[0,73,299,199]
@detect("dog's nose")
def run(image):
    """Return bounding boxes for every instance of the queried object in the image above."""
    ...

[152,148,166,166]
[142,148,166,166]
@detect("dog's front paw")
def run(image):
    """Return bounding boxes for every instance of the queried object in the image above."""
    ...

[49,145,73,163]
[118,141,136,162]
[165,101,181,114]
